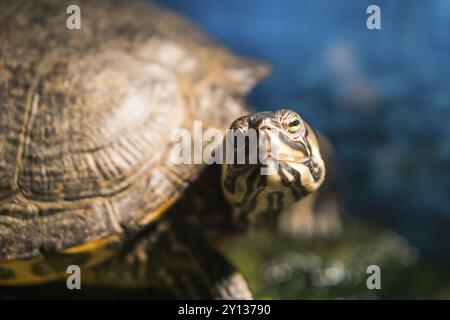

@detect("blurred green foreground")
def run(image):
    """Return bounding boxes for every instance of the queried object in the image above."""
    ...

[224,219,450,299]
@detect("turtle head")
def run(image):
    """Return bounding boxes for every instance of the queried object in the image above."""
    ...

[221,109,325,228]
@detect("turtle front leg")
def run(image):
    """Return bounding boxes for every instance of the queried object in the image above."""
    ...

[83,219,252,300]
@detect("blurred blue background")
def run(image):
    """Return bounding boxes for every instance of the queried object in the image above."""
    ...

[154,0,450,262]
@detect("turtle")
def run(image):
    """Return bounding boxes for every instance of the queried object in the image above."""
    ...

[0,0,326,299]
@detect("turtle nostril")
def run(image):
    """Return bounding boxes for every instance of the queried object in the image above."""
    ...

[254,119,272,131]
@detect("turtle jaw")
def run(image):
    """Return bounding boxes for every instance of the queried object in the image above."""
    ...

[221,157,324,230]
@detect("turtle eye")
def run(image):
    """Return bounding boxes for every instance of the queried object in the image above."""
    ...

[287,118,301,133]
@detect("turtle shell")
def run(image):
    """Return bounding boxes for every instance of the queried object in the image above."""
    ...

[0,0,269,282]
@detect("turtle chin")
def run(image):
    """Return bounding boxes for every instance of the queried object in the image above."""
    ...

[221,157,325,233]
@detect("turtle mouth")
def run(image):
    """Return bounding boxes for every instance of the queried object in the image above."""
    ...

[229,154,311,174]
[255,127,311,165]
[273,154,311,163]
[264,153,310,164]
